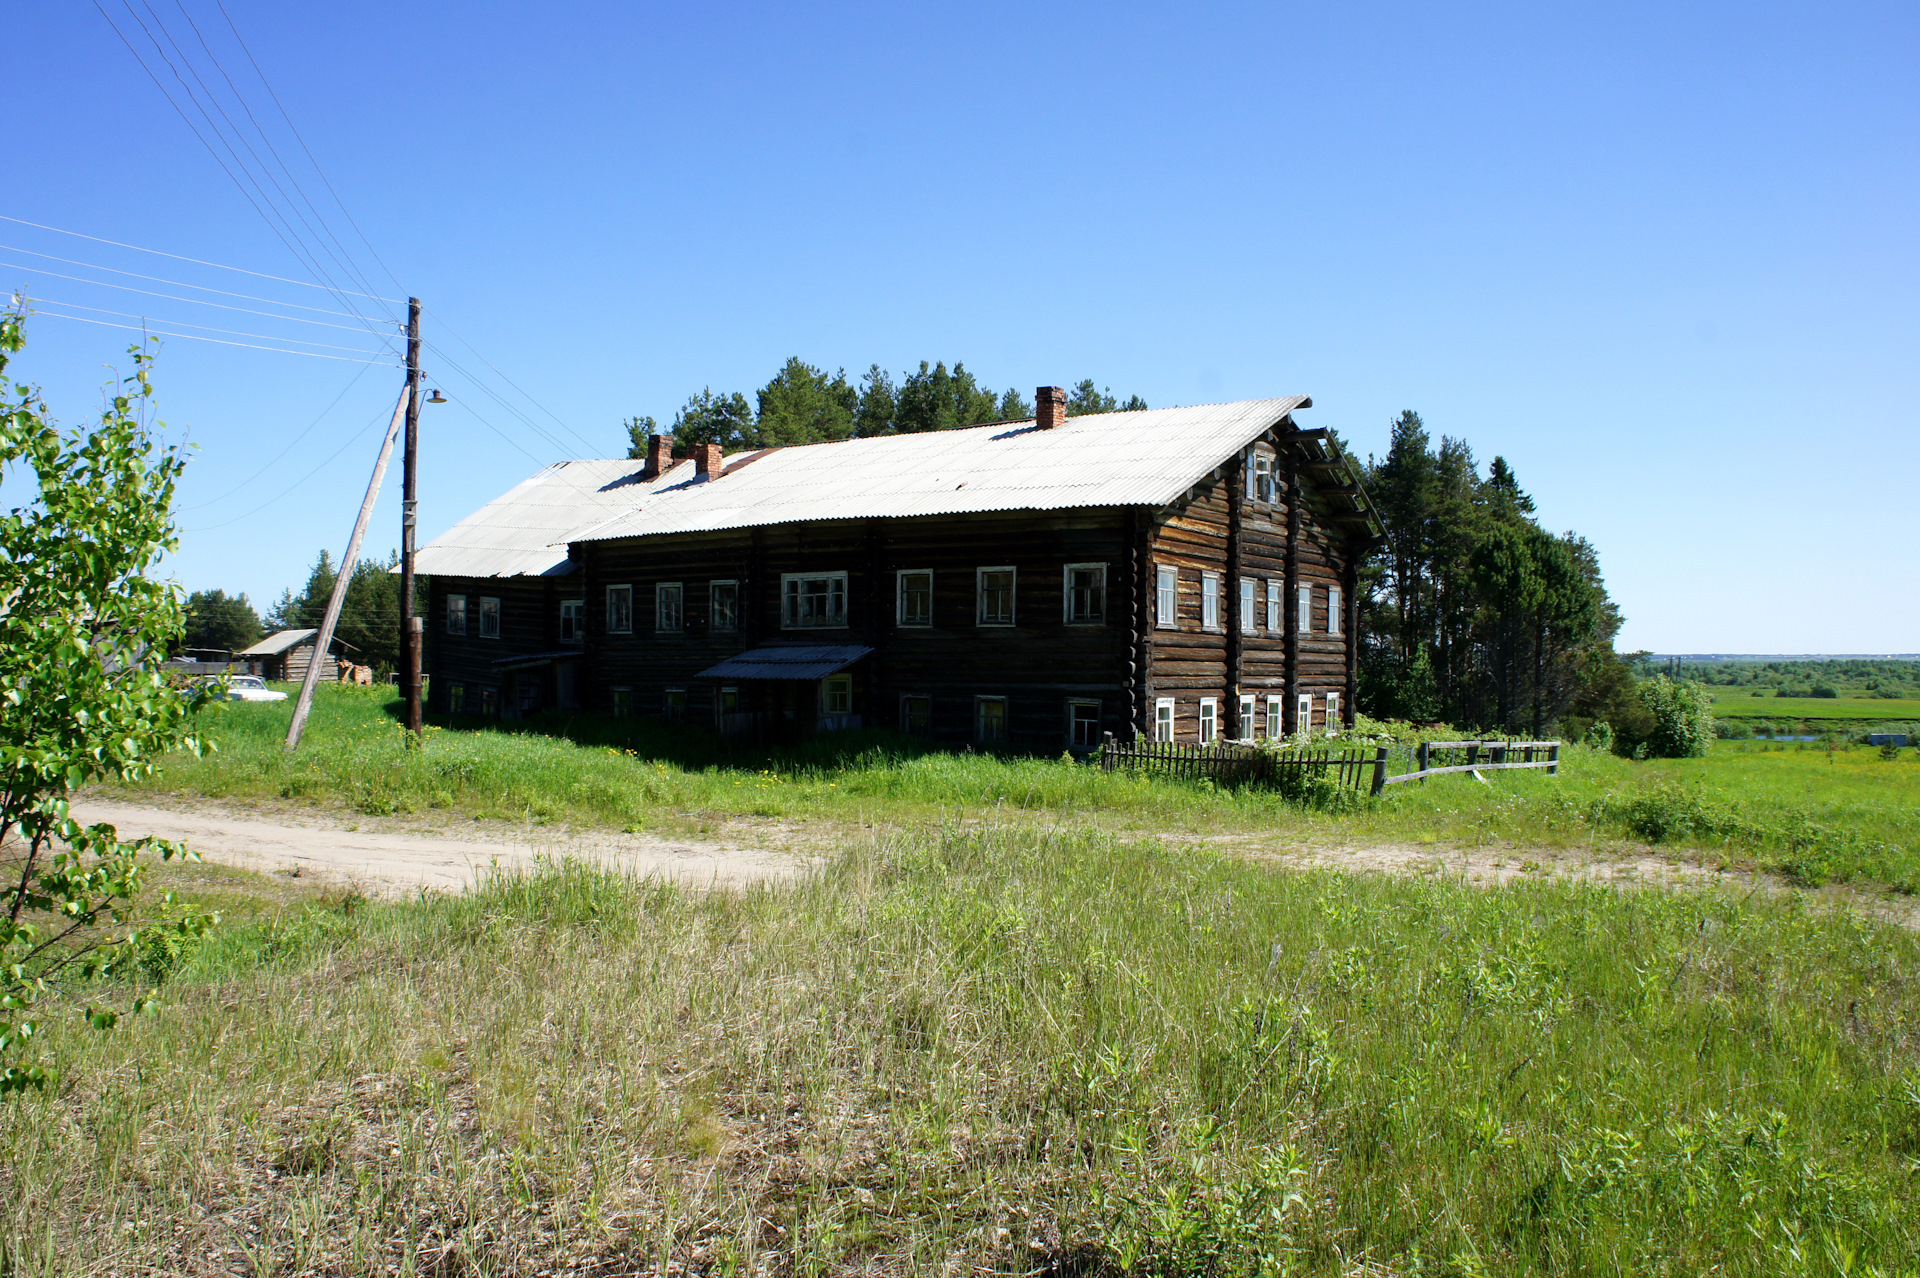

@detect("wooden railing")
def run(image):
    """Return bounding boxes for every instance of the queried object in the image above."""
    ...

[1384,739,1560,787]
[1099,735,1563,795]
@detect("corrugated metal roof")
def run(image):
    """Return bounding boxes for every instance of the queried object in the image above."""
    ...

[572,398,1310,544]
[412,459,663,579]
[695,644,873,681]
[239,628,316,656]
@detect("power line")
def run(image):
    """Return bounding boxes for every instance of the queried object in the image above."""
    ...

[33,310,397,363]
[0,241,396,322]
[423,307,600,455]
[181,359,377,509]
[185,397,398,531]
[0,260,392,330]
[33,298,395,353]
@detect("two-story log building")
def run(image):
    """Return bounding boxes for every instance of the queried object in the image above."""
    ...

[415,387,1380,749]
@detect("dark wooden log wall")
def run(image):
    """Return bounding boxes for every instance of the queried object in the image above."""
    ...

[425,575,573,712]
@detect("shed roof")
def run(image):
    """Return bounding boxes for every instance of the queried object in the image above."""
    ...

[695,645,873,681]
[239,629,316,657]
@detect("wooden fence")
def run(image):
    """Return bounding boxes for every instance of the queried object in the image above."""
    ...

[1099,735,1563,796]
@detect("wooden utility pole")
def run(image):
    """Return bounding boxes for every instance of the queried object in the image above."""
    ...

[400,298,423,734]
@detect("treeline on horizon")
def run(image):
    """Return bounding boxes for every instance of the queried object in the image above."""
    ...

[623,357,1146,455]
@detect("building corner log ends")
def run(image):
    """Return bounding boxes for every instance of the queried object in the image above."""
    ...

[1225,455,1244,739]
[1283,449,1301,733]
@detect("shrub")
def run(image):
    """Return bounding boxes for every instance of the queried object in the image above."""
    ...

[1582,719,1614,752]
[1638,676,1714,759]
[1811,684,1839,699]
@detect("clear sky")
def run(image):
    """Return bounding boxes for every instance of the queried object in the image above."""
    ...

[8,1,1916,652]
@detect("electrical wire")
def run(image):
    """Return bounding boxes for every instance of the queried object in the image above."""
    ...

[33,298,396,353]
[34,310,396,363]
[184,396,398,531]
[181,358,376,509]
[0,260,391,330]
[423,308,600,455]
[0,241,397,322]
[423,342,575,458]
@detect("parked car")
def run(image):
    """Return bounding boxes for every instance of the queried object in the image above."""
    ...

[201,675,288,702]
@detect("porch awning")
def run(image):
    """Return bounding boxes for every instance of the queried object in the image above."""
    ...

[492,649,584,672]
[694,644,872,681]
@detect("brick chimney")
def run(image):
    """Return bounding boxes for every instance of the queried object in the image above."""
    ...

[695,442,724,481]
[1036,385,1067,430]
[641,433,674,481]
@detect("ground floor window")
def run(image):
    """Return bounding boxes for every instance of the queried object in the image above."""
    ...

[1266,695,1281,740]
[560,599,585,641]
[976,696,1007,744]
[1325,692,1342,735]
[822,674,853,715]
[1238,693,1256,741]
[611,687,632,718]
[718,685,740,717]
[1297,693,1314,734]
[516,674,540,713]
[901,694,931,735]
[1067,699,1101,750]
[665,688,687,721]
[479,686,499,716]
[448,682,466,713]
[1155,697,1175,742]
[1198,697,1218,744]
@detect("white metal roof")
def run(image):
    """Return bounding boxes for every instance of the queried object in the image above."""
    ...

[412,458,658,578]
[573,398,1311,544]
[239,628,316,657]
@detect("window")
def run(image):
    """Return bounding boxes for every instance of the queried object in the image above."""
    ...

[1328,585,1343,636]
[1238,694,1256,741]
[1297,583,1313,633]
[1325,692,1342,735]
[1202,572,1221,630]
[656,582,684,632]
[1156,566,1178,629]
[610,687,632,718]
[446,594,467,635]
[478,597,501,638]
[448,682,466,713]
[1254,451,1276,504]
[479,686,499,716]
[559,599,584,642]
[1266,580,1280,633]
[976,696,1008,743]
[718,685,740,716]
[1198,697,1218,744]
[1064,564,1106,624]
[782,572,848,629]
[1297,693,1314,734]
[664,688,687,721]
[710,581,739,633]
[1239,578,1256,634]
[977,567,1015,626]
[1266,695,1282,739]
[606,585,634,635]
[897,570,932,626]
[1068,699,1101,750]
[1155,697,1175,742]
[902,694,932,735]
[822,674,852,715]
[516,675,540,713]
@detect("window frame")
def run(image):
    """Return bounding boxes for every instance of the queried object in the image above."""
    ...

[478,686,499,717]
[1201,572,1222,631]
[478,596,501,639]
[1198,696,1219,744]
[610,686,632,718]
[1265,694,1282,740]
[1325,691,1342,736]
[1063,563,1107,625]
[718,685,740,717]
[1253,449,1277,504]
[1328,585,1343,636]
[710,580,739,634]
[896,569,933,627]
[1238,693,1256,741]
[1067,698,1101,750]
[559,598,585,642]
[901,693,932,735]
[1266,579,1280,633]
[821,673,853,716]
[1239,577,1256,635]
[781,571,850,630]
[446,593,468,636]
[447,682,466,713]
[655,581,684,633]
[605,584,634,635]
[976,566,1016,627]
[1155,696,1175,743]
[1155,565,1178,630]
[1297,692,1314,734]
[664,687,687,721]
[1297,583,1313,634]
[975,695,1009,744]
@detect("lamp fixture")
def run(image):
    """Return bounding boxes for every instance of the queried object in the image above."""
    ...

[426,388,447,404]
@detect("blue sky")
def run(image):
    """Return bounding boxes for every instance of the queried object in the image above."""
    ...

[8,1,1915,651]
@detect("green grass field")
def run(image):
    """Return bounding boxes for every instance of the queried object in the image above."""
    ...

[117,684,1920,892]
[1710,688,1920,721]
[9,825,1918,1275]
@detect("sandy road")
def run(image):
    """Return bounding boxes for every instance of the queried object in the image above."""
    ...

[69,798,812,896]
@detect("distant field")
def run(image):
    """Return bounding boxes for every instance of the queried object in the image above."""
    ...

[1709,689,1920,720]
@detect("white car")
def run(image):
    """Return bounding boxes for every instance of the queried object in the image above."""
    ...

[207,675,288,702]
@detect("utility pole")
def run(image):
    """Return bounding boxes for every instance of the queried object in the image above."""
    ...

[400,297,423,734]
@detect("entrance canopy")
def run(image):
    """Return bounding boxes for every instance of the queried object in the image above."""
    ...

[694,645,872,681]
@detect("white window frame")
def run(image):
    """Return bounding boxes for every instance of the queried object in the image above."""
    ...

[478,596,501,639]
[1239,577,1256,635]
[1266,580,1280,633]
[446,593,467,636]
[1155,696,1175,742]
[1297,583,1313,634]
[710,580,739,633]
[1155,565,1178,629]
[896,569,933,627]
[655,582,684,633]
[976,566,1016,627]
[1198,697,1219,744]
[1265,694,1282,739]
[1201,572,1222,631]
[1063,563,1107,625]
[821,673,853,716]
[606,584,634,635]
[559,598,585,642]
[975,695,1008,743]
[1297,692,1314,734]
[1067,698,1101,750]
[1238,693,1256,741]
[1329,585,1343,636]
[781,571,849,629]
[1254,450,1276,504]
[1325,691,1342,736]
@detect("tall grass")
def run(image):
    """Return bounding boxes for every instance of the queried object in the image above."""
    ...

[121,686,1920,891]
[5,826,1916,1275]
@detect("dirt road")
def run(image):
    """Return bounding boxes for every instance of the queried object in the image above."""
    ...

[70,798,812,897]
